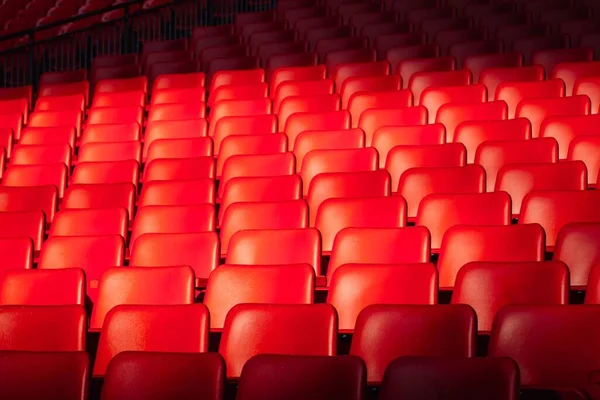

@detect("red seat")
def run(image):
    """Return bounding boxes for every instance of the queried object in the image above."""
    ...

[416,192,512,251]
[152,72,203,91]
[0,185,58,223]
[379,357,519,400]
[574,77,600,113]
[3,163,67,199]
[398,165,486,219]
[333,60,390,89]
[147,103,206,123]
[496,162,588,216]
[409,69,471,104]
[273,79,334,114]
[284,110,351,150]
[145,137,213,164]
[293,128,365,170]
[0,238,33,273]
[300,148,378,196]
[210,83,268,107]
[0,268,85,306]
[464,52,523,83]
[138,179,214,207]
[328,227,430,285]
[270,65,327,94]
[307,170,391,226]
[90,266,196,332]
[62,183,135,221]
[386,143,467,192]
[0,211,44,252]
[421,84,487,123]
[532,48,594,78]
[348,90,413,129]
[0,352,89,400]
[0,113,22,141]
[0,99,29,123]
[219,304,337,378]
[496,79,566,119]
[568,136,600,186]
[554,223,600,290]
[475,138,558,190]
[359,106,427,146]
[328,264,437,332]
[0,305,86,351]
[325,48,377,75]
[92,91,145,108]
[551,61,600,96]
[436,101,508,142]
[237,354,366,400]
[479,65,545,101]
[71,160,139,187]
[350,304,476,384]
[28,110,82,137]
[452,261,569,332]
[49,208,127,239]
[80,123,141,146]
[94,77,147,95]
[150,88,206,107]
[102,352,224,400]
[130,232,218,286]
[220,200,309,256]
[315,197,407,253]
[340,75,401,109]
[520,190,600,249]
[386,44,439,72]
[219,175,302,225]
[540,114,600,159]
[35,95,84,113]
[212,114,277,152]
[516,96,591,138]
[396,57,456,91]
[205,264,314,330]
[10,144,71,168]
[489,305,600,398]
[209,69,265,93]
[218,153,295,198]
[208,98,272,137]
[278,94,340,131]
[20,127,76,149]
[144,157,215,182]
[217,134,287,173]
[93,303,207,377]
[78,141,142,163]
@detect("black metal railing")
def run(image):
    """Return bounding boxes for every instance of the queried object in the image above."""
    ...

[0,0,275,90]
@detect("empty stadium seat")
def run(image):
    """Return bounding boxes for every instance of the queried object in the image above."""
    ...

[540,114,600,159]
[138,179,215,207]
[0,211,44,252]
[3,163,68,198]
[294,128,365,170]
[145,137,213,164]
[78,141,142,163]
[285,110,351,149]
[554,223,600,290]
[144,157,215,182]
[436,101,508,142]
[516,95,591,138]
[421,84,487,124]
[480,65,545,101]
[217,134,287,173]
[63,183,135,220]
[0,268,85,306]
[49,208,127,238]
[568,136,600,186]
[496,79,565,118]
[80,123,141,146]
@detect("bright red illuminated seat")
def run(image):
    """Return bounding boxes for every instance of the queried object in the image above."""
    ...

[436,101,507,142]
[28,110,82,137]
[340,75,401,109]
[273,79,334,114]
[328,264,437,332]
[145,137,212,165]
[217,134,287,174]
[452,261,569,332]
[0,99,28,123]
[0,113,22,141]
[205,264,314,330]
[147,103,206,123]
[62,183,135,220]
[358,106,427,146]
[80,123,141,146]
[496,79,565,119]
[0,238,33,273]
[49,208,127,239]
[554,223,600,290]
[0,305,86,352]
[417,192,512,251]
[265,53,319,79]
[516,95,591,138]
[92,91,145,108]
[568,136,600,186]
[20,127,76,149]
[278,94,340,131]
[212,114,277,151]
[350,305,476,384]
[71,160,139,187]
[78,141,141,163]
[3,163,68,199]
[574,76,600,113]
[479,65,545,101]
[496,162,587,216]
[152,72,205,91]
[421,84,486,123]
[150,88,206,107]
[532,48,593,79]
[93,303,207,377]
[348,90,413,128]
[284,110,351,150]
[379,357,519,400]
[209,83,268,107]
[396,57,455,90]
[331,60,390,90]
[138,179,215,207]
[409,69,471,104]
[219,304,337,378]
[551,61,600,96]
[144,157,215,182]
[386,143,467,192]
[0,211,44,252]
[209,69,265,93]
[0,268,85,306]
[293,129,365,170]
[10,144,71,168]
[270,65,327,94]
[464,52,523,83]
[94,77,147,94]
[35,95,84,113]
[208,98,272,137]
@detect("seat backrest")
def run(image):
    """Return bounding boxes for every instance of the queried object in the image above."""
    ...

[437,224,545,289]
[87,106,144,126]
[421,84,487,124]
[71,160,139,186]
[495,78,565,118]
[358,106,427,146]
[93,304,209,377]
[294,128,365,170]
[0,351,89,400]
[284,110,351,149]
[92,90,145,108]
[49,208,128,238]
[348,91,413,129]
[340,75,401,109]
[0,237,33,273]
[436,100,507,142]
[0,305,86,351]
[219,304,337,378]
[452,261,569,332]
[204,264,314,330]
[516,95,591,138]
[143,119,209,158]
[144,157,215,182]
[3,163,68,198]
[270,65,327,94]
[78,141,142,163]
[0,268,85,306]
[208,98,272,136]
[237,354,366,400]
[554,222,600,289]
[568,135,600,186]
[409,69,471,104]
[80,123,141,146]
[379,356,519,400]
[540,114,600,159]
[273,79,333,113]
[147,103,206,124]
[350,304,477,384]
[328,264,437,332]
[217,133,287,170]
[0,210,45,251]
[62,183,135,220]
[138,179,215,207]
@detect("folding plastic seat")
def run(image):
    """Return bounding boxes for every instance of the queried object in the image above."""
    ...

[315,36,365,59]
[350,304,476,384]
[336,1,382,24]
[200,44,249,69]
[209,83,268,108]
[301,148,378,196]
[273,79,334,114]
[0,268,85,306]
[340,75,401,109]
[152,72,205,92]
[386,143,466,192]
[512,33,570,64]
[293,128,365,170]
[206,56,262,89]
[238,354,366,400]
[453,261,569,332]
[49,208,127,239]
[92,91,146,109]
[19,127,76,151]
[138,177,215,207]
[422,84,487,124]
[3,163,68,199]
[144,157,215,183]
[208,98,272,137]
[265,52,320,79]
[144,119,208,157]
[39,69,86,86]
[532,48,594,79]
[395,57,455,90]
[497,161,588,216]
[0,305,86,352]
[449,39,504,69]
[574,77,600,113]
[417,192,511,251]
[257,41,309,66]
[522,190,600,249]
[489,305,600,397]
[478,65,544,102]
[0,98,28,124]
[270,65,326,94]
[62,181,135,219]
[373,31,423,57]
[0,210,43,252]
[325,48,377,75]
[0,351,89,400]
[349,10,397,34]
[28,109,82,137]
[93,303,207,378]
[359,106,428,148]
[285,110,351,151]
[71,159,139,186]
[517,96,591,138]
[551,61,600,96]
[385,44,439,72]
[436,101,507,142]
[209,68,265,93]
[0,237,33,274]
[331,60,390,90]
[329,264,437,332]
[0,85,32,109]
[307,169,391,227]
[399,165,486,220]
[568,136,600,186]
[147,103,206,124]
[0,112,22,142]
[278,94,340,131]
[220,304,336,378]
[10,143,71,169]
[496,78,565,119]
[348,90,414,129]
[553,223,600,289]
[205,264,314,330]
[462,53,523,86]
[147,59,199,87]
[78,141,141,164]
[35,94,85,114]
[79,123,141,146]
[380,357,519,400]
[217,134,287,175]
[144,137,211,166]
[249,30,294,55]
[94,77,147,96]
[475,137,559,190]
[140,38,187,64]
